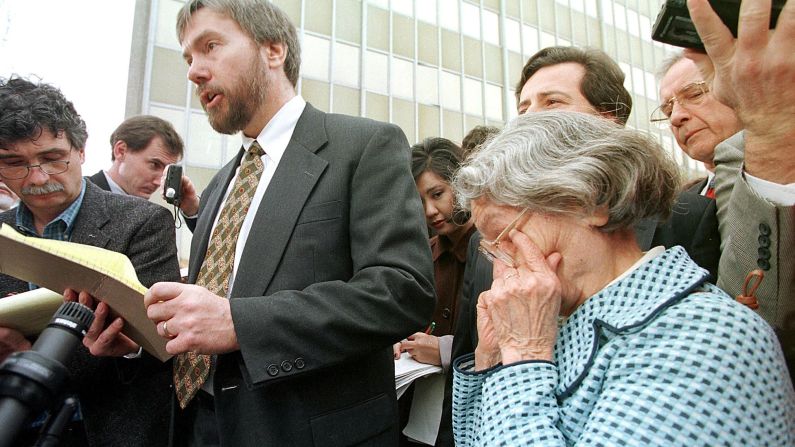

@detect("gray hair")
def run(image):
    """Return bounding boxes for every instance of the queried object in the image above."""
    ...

[656,50,715,84]
[453,111,681,233]
[176,0,301,87]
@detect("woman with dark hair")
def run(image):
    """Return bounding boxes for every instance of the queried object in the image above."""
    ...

[395,137,475,446]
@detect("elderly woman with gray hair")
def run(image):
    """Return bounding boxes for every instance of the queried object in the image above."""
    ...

[451,111,794,446]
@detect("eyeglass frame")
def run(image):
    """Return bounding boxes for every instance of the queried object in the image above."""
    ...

[0,149,74,180]
[649,81,710,129]
[478,207,530,268]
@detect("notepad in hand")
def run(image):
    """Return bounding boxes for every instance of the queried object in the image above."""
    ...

[395,352,442,399]
[0,223,170,361]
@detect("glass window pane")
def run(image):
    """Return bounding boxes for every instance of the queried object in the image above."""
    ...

[366,92,389,122]
[541,31,557,48]
[393,0,414,17]
[393,14,415,59]
[333,85,361,116]
[391,57,414,99]
[155,0,183,48]
[149,105,186,140]
[302,35,330,81]
[463,37,483,79]
[483,9,500,45]
[461,2,481,40]
[333,42,360,87]
[417,0,437,24]
[368,6,389,51]
[418,22,439,65]
[368,0,388,8]
[484,43,502,84]
[393,98,416,143]
[418,104,440,141]
[485,83,503,120]
[305,0,332,35]
[522,25,539,56]
[504,18,521,53]
[440,71,461,111]
[151,47,188,107]
[302,78,330,111]
[364,50,388,94]
[441,29,461,72]
[439,0,459,31]
[417,65,439,105]
[463,77,483,116]
[336,0,362,44]
[188,112,224,167]
[443,109,463,143]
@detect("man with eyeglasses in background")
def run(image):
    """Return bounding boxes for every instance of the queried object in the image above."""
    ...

[679,0,795,384]
[654,52,742,197]
[0,76,180,446]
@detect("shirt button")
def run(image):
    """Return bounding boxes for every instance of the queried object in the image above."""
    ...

[758,223,771,236]
[267,364,280,377]
[280,360,293,372]
[757,259,771,271]
[442,308,451,319]
[294,358,305,369]
[758,235,771,247]
[758,247,771,260]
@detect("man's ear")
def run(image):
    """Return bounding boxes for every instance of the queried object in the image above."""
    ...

[112,140,127,161]
[260,41,287,70]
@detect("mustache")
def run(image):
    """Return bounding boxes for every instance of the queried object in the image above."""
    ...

[21,182,64,196]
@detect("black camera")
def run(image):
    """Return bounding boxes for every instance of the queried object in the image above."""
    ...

[651,0,785,49]
[164,164,183,206]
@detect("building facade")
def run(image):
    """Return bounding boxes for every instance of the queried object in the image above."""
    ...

[128,0,691,260]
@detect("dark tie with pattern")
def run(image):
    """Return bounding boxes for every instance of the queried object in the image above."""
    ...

[173,141,265,409]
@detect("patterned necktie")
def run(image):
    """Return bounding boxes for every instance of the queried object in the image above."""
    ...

[173,141,266,409]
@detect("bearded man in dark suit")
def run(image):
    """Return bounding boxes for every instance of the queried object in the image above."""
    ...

[134,1,434,446]
[0,77,180,446]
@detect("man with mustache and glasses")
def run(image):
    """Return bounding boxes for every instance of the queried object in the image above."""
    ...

[0,76,180,446]
[0,180,18,211]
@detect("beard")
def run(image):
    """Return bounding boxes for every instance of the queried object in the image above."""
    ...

[204,56,270,135]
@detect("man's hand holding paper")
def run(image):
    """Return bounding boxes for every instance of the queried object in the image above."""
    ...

[144,282,239,355]
[63,288,140,358]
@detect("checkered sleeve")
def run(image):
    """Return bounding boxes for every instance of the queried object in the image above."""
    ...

[453,290,795,446]
[453,356,562,446]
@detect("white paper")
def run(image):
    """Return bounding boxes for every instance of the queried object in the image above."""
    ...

[402,373,446,445]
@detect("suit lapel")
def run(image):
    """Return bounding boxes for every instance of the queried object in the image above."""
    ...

[188,150,245,283]
[230,104,328,298]
[70,182,111,248]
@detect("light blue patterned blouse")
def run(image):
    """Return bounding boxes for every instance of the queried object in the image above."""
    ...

[453,246,795,446]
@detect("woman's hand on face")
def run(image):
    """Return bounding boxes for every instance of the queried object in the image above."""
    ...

[401,332,442,365]
[486,229,562,364]
[475,291,501,370]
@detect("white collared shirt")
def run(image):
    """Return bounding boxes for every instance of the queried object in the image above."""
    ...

[209,95,307,297]
[103,171,128,196]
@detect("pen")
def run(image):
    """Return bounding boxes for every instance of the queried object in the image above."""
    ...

[425,321,436,335]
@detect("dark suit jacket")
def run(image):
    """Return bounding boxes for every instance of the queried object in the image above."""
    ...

[0,181,180,447]
[87,170,111,192]
[183,104,435,446]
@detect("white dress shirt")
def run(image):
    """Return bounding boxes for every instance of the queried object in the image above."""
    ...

[209,95,307,298]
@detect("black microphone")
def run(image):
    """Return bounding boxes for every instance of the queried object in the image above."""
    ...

[0,301,94,447]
